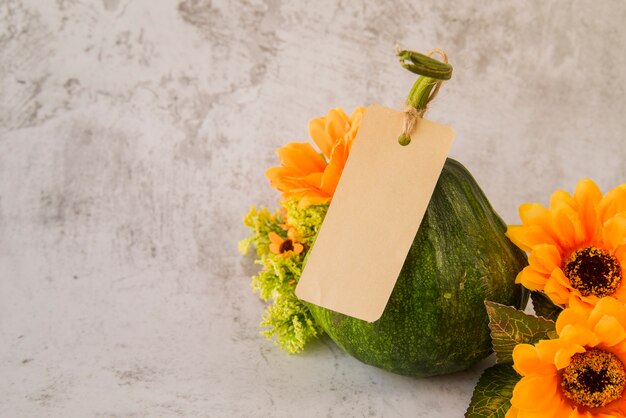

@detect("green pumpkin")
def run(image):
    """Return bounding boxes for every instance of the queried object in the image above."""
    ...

[307,158,528,377]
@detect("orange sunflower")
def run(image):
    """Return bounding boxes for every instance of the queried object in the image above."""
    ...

[265,107,365,207]
[268,228,303,257]
[507,180,626,308]
[508,297,626,417]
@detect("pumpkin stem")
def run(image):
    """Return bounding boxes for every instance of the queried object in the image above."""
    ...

[396,49,453,145]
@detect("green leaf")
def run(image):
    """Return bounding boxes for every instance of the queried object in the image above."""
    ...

[531,291,563,322]
[465,363,520,418]
[484,301,556,363]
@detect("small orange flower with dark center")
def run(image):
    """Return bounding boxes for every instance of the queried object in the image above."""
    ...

[507,179,626,308]
[268,229,303,257]
[507,297,626,417]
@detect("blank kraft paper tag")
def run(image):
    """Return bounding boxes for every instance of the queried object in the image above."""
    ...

[295,104,454,322]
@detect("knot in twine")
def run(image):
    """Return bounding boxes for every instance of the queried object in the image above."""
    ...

[402,105,423,140]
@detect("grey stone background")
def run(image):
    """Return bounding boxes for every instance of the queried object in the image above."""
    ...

[1,1,626,416]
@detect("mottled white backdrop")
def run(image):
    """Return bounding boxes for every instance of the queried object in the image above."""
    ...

[1,1,626,417]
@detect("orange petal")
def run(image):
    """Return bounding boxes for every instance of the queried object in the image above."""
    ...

[319,170,340,197]
[276,142,326,175]
[550,189,577,212]
[287,187,328,200]
[606,395,626,416]
[269,243,281,254]
[319,139,349,195]
[528,244,561,275]
[349,106,366,122]
[603,214,626,251]
[615,245,626,262]
[578,293,602,308]
[588,297,626,329]
[594,314,626,347]
[516,406,566,418]
[325,108,350,140]
[554,343,586,369]
[519,203,557,241]
[592,414,620,418]
[598,186,626,224]
[268,232,283,245]
[558,324,599,348]
[611,282,626,304]
[535,339,561,363]
[516,266,550,291]
[567,294,595,311]
[299,172,324,188]
[266,166,302,190]
[550,202,585,250]
[347,107,365,141]
[522,397,570,418]
[266,173,324,199]
[277,172,327,203]
[544,269,572,306]
[510,375,558,411]
[308,117,334,159]
[556,308,588,334]
[506,225,559,253]
[574,179,602,241]
[550,398,575,418]
[266,165,300,180]
[554,266,571,285]
[512,344,555,376]
[505,406,519,418]
[593,413,625,418]
[567,409,592,418]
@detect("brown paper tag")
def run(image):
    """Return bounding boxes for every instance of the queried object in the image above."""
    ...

[295,104,454,322]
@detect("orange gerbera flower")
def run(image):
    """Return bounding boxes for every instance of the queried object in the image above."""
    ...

[268,228,303,257]
[266,107,365,207]
[507,297,626,417]
[507,180,626,308]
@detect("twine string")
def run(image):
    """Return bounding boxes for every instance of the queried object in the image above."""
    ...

[401,105,422,145]
[425,48,448,104]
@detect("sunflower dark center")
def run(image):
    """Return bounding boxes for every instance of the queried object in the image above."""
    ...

[279,239,294,253]
[560,348,626,408]
[564,246,622,297]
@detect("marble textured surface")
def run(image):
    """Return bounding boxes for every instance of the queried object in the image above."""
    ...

[2,1,626,417]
